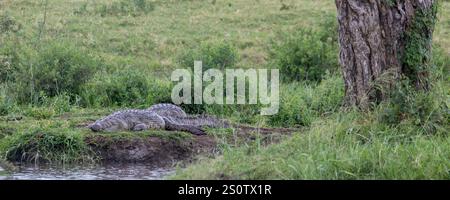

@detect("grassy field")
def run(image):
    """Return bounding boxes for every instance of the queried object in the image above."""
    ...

[0,0,449,179]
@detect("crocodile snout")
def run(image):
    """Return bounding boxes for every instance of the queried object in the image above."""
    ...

[88,123,103,132]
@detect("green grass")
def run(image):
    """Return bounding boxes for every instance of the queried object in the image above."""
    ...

[0,0,449,179]
[0,108,102,164]
[1,0,448,67]
[0,128,96,164]
[172,110,450,180]
[172,70,449,180]
[0,0,337,71]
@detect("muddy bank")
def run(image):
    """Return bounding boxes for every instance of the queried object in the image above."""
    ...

[85,133,218,167]
[1,124,297,169]
[83,126,296,167]
[0,169,6,180]
[0,160,14,171]
[0,160,12,179]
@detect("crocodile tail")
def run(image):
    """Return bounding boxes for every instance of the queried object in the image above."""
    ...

[166,115,231,128]
[164,121,206,135]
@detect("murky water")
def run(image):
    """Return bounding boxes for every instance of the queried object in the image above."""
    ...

[3,164,174,180]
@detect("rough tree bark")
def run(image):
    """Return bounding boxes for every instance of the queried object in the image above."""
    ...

[335,0,438,107]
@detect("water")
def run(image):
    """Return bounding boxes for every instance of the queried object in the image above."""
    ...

[3,163,174,180]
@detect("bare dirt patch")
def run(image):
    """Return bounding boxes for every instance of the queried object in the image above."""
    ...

[84,134,217,167]
[83,126,299,167]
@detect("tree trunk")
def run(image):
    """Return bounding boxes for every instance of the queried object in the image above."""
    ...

[335,0,438,108]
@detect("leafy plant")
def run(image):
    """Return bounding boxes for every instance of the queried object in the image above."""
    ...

[98,0,155,17]
[178,41,239,71]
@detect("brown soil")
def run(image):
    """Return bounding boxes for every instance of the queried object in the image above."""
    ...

[83,124,299,167]
[227,126,300,145]
[84,134,218,167]
[236,126,299,135]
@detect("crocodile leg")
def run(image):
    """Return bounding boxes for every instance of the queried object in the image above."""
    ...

[132,123,149,131]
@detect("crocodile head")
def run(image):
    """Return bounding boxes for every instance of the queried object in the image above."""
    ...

[88,123,103,132]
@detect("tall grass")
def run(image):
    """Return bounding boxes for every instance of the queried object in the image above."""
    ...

[172,109,450,180]
[268,73,344,127]
[0,128,96,164]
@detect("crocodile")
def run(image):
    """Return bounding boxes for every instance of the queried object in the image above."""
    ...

[88,104,230,135]
[147,103,187,118]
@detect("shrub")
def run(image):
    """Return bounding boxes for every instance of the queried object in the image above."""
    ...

[23,106,55,120]
[0,85,14,116]
[178,41,239,71]
[0,13,21,34]
[308,72,344,114]
[98,0,155,17]
[22,93,73,120]
[0,40,25,83]
[73,3,89,15]
[431,45,450,81]
[82,69,172,107]
[176,41,239,115]
[145,79,173,106]
[377,81,448,135]
[268,85,314,127]
[268,74,344,127]
[317,14,339,45]
[176,71,261,122]
[22,91,72,119]
[270,28,338,82]
[13,41,100,104]
[269,16,338,82]
[38,92,73,114]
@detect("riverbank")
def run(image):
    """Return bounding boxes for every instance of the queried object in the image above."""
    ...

[0,159,12,179]
[0,108,295,168]
[0,167,6,180]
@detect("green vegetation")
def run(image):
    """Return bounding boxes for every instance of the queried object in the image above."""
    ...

[269,17,338,82]
[0,128,95,164]
[403,2,439,86]
[0,0,448,179]
[0,108,99,164]
[81,69,172,107]
[173,110,450,179]
[178,41,239,71]
[97,0,155,17]
[268,73,344,127]
[173,49,449,179]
